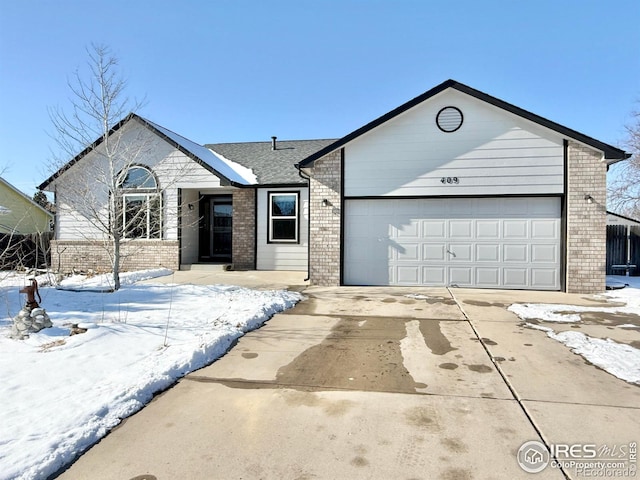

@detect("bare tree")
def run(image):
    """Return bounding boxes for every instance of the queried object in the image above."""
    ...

[47,44,148,291]
[609,108,640,218]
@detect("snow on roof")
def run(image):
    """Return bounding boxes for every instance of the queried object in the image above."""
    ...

[143,118,257,185]
[209,149,258,184]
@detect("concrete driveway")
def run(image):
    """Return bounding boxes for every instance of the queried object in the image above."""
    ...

[58,281,640,480]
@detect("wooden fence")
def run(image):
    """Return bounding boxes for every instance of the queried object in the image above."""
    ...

[606,225,640,276]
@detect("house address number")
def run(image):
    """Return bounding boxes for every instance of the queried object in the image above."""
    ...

[440,177,459,184]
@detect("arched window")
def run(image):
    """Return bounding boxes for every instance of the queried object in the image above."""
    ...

[118,166,162,240]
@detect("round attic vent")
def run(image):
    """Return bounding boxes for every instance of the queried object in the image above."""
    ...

[436,106,463,132]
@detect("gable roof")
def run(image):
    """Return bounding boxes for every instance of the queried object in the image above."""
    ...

[0,177,53,219]
[206,139,336,185]
[297,79,630,169]
[139,117,258,185]
[39,114,258,190]
[607,211,640,226]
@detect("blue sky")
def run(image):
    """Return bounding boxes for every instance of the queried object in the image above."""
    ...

[1,0,638,196]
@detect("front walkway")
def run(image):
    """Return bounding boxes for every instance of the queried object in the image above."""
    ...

[140,269,309,290]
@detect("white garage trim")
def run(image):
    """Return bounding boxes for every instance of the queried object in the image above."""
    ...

[344,196,561,290]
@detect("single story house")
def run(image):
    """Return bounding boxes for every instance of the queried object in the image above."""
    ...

[0,177,53,235]
[39,79,630,293]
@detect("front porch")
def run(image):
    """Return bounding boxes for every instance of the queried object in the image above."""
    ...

[179,188,256,270]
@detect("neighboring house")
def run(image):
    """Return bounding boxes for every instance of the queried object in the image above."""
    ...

[0,177,52,234]
[606,211,640,276]
[39,80,630,293]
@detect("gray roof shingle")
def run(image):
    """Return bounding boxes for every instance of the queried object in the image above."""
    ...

[206,139,337,185]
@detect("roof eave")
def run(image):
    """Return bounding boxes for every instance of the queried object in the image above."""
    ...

[134,116,248,187]
[39,114,251,191]
[38,113,138,191]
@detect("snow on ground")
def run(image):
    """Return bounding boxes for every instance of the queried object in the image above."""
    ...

[508,275,640,386]
[0,270,302,480]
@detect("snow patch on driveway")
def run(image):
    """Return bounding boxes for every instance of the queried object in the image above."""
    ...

[510,276,640,387]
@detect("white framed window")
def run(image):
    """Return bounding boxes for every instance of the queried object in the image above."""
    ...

[268,191,299,243]
[122,193,162,239]
[118,166,162,240]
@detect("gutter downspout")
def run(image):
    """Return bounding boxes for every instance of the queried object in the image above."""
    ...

[296,163,311,282]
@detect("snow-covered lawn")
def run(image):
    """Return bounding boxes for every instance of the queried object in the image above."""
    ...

[508,276,640,386]
[0,270,302,480]
[2,270,639,479]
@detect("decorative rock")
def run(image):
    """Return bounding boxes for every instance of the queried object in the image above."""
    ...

[10,307,53,340]
[9,279,52,340]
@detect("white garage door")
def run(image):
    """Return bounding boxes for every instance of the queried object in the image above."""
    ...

[344,197,561,290]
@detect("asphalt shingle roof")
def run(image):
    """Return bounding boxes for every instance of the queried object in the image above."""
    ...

[206,139,337,185]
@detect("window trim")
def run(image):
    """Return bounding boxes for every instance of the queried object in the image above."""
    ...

[267,191,299,244]
[122,192,162,240]
[117,165,163,241]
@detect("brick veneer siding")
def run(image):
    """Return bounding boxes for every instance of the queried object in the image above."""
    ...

[308,150,342,286]
[566,141,607,294]
[51,240,179,273]
[232,189,256,270]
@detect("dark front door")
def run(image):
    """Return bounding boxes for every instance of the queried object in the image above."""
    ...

[199,195,232,262]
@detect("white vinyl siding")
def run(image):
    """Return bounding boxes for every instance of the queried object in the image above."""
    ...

[257,187,308,271]
[52,121,227,242]
[344,197,561,290]
[344,89,564,197]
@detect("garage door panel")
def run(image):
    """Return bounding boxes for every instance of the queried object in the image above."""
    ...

[449,220,473,238]
[449,244,472,261]
[531,244,557,263]
[504,244,528,262]
[476,268,500,286]
[397,266,420,284]
[397,243,420,261]
[532,219,557,238]
[504,268,528,287]
[424,244,446,261]
[477,220,500,238]
[449,267,473,286]
[423,266,446,284]
[396,220,420,238]
[344,197,560,290]
[477,244,500,262]
[503,220,528,238]
[531,269,557,288]
[423,220,446,238]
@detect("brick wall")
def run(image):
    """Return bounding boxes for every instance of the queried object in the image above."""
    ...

[308,150,342,285]
[566,141,607,294]
[51,240,179,273]
[232,189,256,270]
